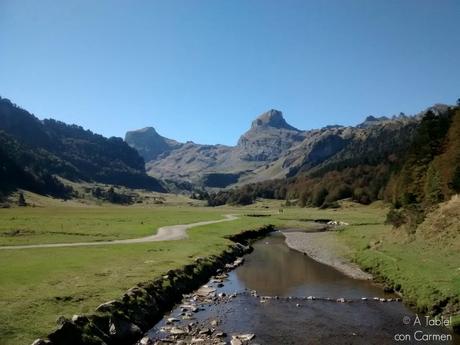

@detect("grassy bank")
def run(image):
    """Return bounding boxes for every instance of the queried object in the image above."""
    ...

[335,200,460,331]
[0,205,273,345]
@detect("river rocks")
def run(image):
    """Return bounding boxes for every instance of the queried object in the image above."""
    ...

[167,317,180,324]
[232,333,255,342]
[96,299,119,312]
[196,286,216,297]
[169,327,187,335]
[139,336,153,345]
[109,317,142,341]
[225,257,245,270]
[31,340,51,345]
[199,328,211,335]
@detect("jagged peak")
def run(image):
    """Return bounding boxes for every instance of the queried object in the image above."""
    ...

[250,109,299,131]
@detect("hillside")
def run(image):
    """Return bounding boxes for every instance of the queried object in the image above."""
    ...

[0,97,166,196]
[127,107,437,191]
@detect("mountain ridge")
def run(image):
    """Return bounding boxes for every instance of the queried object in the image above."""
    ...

[0,97,166,196]
[125,107,443,189]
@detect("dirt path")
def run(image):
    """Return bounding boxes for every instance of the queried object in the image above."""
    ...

[0,214,239,250]
[283,230,372,280]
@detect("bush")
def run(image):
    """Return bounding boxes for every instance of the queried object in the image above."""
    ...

[385,208,405,228]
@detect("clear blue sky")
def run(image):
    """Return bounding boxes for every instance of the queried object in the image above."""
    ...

[1,0,459,145]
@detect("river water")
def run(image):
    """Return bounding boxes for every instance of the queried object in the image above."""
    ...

[147,231,459,344]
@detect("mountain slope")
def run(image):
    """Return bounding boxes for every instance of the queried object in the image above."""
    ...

[0,97,166,195]
[129,109,308,187]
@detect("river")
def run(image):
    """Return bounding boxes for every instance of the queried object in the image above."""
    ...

[145,231,459,344]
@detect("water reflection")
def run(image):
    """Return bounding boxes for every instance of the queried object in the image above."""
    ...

[235,232,394,298]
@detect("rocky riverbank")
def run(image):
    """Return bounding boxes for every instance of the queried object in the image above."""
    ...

[31,225,275,345]
[283,230,372,280]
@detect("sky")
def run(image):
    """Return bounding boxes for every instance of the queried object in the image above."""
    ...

[0,0,459,145]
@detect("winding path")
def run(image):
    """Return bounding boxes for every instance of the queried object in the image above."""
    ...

[0,214,239,250]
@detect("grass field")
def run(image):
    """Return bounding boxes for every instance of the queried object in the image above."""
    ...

[0,197,458,344]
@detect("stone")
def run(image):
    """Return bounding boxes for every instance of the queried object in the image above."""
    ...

[199,328,211,335]
[169,327,186,335]
[95,300,118,312]
[31,340,51,345]
[140,336,153,345]
[196,286,216,297]
[211,320,218,327]
[234,334,255,341]
[337,298,346,303]
[55,315,67,326]
[167,317,180,324]
[109,317,142,341]
[230,339,243,345]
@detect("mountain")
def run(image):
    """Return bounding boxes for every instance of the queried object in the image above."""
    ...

[129,108,428,190]
[125,127,182,162]
[206,104,459,214]
[0,97,166,196]
[128,109,308,188]
[235,109,306,162]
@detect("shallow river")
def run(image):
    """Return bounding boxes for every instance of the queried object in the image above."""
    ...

[147,231,459,344]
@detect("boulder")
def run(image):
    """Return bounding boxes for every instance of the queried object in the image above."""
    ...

[108,317,142,343]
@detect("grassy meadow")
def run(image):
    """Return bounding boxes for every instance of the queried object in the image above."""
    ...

[0,195,458,344]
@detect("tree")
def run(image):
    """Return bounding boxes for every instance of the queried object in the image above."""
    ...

[450,165,460,193]
[424,165,444,204]
[18,192,26,206]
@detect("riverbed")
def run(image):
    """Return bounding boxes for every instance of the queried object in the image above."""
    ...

[144,231,459,344]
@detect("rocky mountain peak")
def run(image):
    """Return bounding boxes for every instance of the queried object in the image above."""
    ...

[125,126,181,162]
[251,109,299,131]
